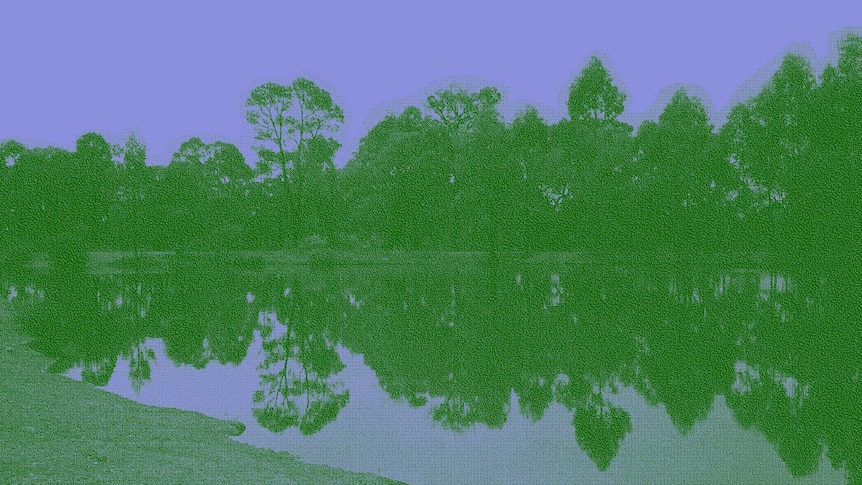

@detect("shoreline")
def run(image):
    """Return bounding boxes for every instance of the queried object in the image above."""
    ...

[0,306,403,484]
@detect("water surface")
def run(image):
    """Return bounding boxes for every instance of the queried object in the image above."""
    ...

[7,255,858,484]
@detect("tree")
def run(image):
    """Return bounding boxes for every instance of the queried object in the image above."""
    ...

[288,79,344,243]
[509,107,555,250]
[246,79,344,244]
[632,89,728,250]
[122,133,147,171]
[0,141,26,265]
[209,141,252,186]
[343,106,429,247]
[426,85,502,135]
[302,136,341,241]
[246,82,293,184]
[808,33,862,253]
[160,137,254,250]
[724,55,815,198]
[568,57,627,122]
[75,132,113,171]
[99,134,148,251]
[720,54,817,251]
[71,132,115,250]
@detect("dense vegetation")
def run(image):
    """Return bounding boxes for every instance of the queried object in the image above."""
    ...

[8,256,861,481]
[2,33,861,259]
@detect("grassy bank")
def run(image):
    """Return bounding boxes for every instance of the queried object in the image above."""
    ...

[0,305,403,484]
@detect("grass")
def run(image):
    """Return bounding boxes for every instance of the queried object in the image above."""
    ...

[0,304,403,484]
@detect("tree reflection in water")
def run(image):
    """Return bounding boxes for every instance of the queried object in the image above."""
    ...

[252,282,349,434]
[6,255,861,481]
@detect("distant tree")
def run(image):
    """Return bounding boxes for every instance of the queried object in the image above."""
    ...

[721,54,816,251]
[246,79,344,244]
[69,132,117,251]
[288,79,344,243]
[209,141,253,185]
[808,33,862,252]
[344,106,429,247]
[0,141,26,263]
[118,133,146,170]
[509,107,555,250]
[568,57,627,122]
[424,85,507,248]
[650,88,718,209]
[302,136,341,241]
[426,85,502,135]
[75,132,113,171]
[161,137,254,250]
[635,89,730,247]
[246,83,294,184]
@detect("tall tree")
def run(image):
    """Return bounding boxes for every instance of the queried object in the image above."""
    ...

[246,83,293,184]
[71,132,115,250]
[122,133,147,171]
[567,57,627,122]
[288,79,344,243]
[633,89,726,250]
[112,134,149,254]
[809,33,862,253]
[426,85,502,135]
[721,54,816,251]
[246,79,344,244]
[344,106,429,247]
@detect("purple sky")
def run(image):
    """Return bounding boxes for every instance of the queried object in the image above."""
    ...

[1,2,858,167]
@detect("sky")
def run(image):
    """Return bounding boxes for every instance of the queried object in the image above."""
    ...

[1,1,859,167]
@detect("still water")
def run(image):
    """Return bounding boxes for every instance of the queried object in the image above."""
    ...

[6,256,859,484]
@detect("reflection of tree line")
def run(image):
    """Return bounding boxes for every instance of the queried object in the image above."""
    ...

[11,268,350,437]
[8,261,861,479]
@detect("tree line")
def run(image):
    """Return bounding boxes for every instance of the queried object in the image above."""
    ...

[2,33,861,259]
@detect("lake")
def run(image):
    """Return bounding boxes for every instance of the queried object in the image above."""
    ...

[5,254,859,484]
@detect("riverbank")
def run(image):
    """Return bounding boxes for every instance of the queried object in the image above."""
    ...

[79,249,819,275]
[0,306,402,484]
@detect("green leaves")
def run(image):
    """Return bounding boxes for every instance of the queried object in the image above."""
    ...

[246,82,292,114]
[75,132,113,169]
[568,56,627,122]
[246,79,344,153]
[722,53,816,202]
[426,84,502,135]
[121,133,146,171]
[290,78,345,137]
[252,306,350,435]
[835,32,862,80]
[244,79,345,242]
[169,137,250,186]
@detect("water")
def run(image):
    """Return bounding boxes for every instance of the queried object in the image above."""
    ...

[6,255,858,484]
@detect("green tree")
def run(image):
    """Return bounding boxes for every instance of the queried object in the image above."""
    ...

[246,83,294,184]
[344,106,428,247]
[426,85,502,135]
[67,132,116,252]
[632,89,726,250]
[0,141,26,263]
[568,56,627,122]
[808,33,862,253]
[246,79,344,244]
[720,54,817,251]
